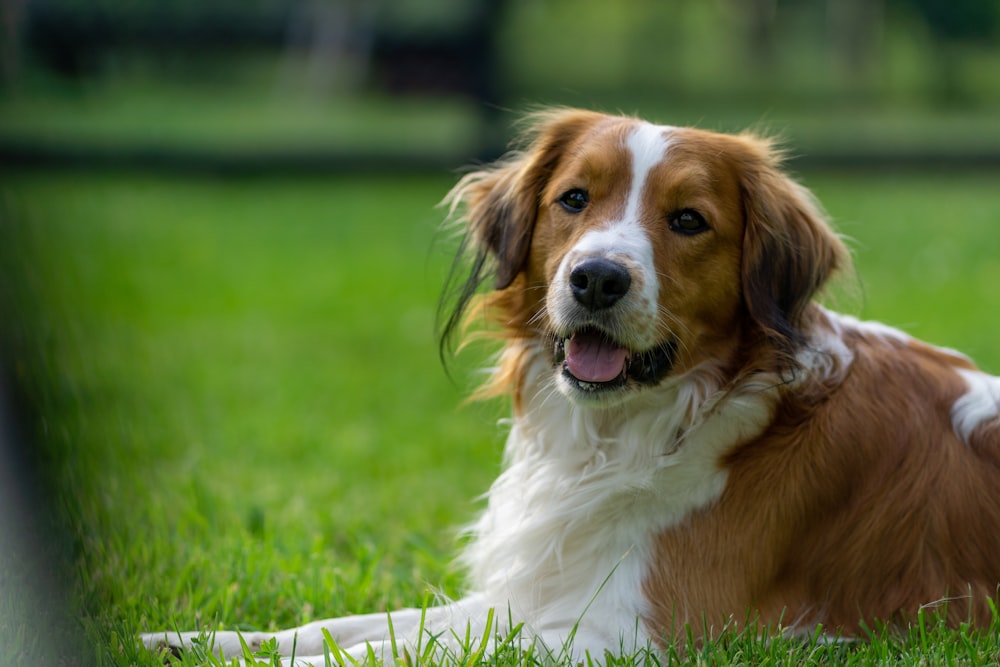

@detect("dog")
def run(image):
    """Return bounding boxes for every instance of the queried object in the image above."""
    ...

[143,109,1000,664]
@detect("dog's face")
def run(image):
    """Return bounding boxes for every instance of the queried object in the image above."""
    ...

[535,119,749,400]
[447,110,846,405]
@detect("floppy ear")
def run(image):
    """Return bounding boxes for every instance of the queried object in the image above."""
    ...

[438,109,607,355]
[446,108,606,290]
[448,158,537,291]
[740,146,847,358]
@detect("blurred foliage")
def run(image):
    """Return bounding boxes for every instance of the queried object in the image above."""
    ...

[497,0,1000,107]
[2,0,1000,167]
[904,0,999,42]
[7,0,1000,105]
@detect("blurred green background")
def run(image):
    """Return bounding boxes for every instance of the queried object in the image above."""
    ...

[2,1,1000,665]
[3,0,1000,166]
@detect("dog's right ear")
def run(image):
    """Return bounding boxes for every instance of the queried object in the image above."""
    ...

[446,158,535,291]
[446,108,607,290]
[438,109,605,361]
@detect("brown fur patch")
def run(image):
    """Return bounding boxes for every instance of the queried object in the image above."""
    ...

[643,317,1000,639]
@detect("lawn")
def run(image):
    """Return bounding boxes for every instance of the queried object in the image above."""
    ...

[1,168,999,666]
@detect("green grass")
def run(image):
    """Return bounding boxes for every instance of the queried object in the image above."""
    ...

[1,169,999,666]
[0,73,483,159]
[6,76,1000,163]
[5,61,1000,169]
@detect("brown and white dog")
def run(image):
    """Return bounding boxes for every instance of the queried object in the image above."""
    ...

[144,109,1000,664]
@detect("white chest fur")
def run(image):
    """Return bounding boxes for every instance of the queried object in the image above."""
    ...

[460,350,779,653]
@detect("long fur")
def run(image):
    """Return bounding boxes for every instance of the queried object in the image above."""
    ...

[144,109,1000,665]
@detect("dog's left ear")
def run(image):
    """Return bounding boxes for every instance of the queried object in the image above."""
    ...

[740,143,847,358]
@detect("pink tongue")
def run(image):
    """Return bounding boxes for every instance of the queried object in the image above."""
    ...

[566,331,628,383]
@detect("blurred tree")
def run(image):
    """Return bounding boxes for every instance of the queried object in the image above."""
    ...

[1,0,24,89]
[282,0,376,96]
[731,0,778,69]
[828,0,884,89]
[898,0,1000,103]
[905,0,998,41]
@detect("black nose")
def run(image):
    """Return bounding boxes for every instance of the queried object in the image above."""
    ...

[569,258,632,310]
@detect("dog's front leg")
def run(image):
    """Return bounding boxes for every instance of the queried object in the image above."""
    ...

[141,593,491,662]
[141,610,424,661]
[272,594,494,662]
[265,606,429,657]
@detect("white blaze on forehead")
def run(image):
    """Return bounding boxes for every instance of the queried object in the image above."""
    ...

[566,122,672,256]
[623,121,673,223]
[550,122,673,350]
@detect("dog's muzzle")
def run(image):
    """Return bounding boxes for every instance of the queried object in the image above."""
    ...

[550,257,676,395]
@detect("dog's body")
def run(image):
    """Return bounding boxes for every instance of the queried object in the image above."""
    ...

[144,110,1000,664]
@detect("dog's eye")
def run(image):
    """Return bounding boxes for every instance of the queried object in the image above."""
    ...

[668,209,709,235]
[558,189,590,213]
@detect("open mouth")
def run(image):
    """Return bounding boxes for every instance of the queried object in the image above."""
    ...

[552,327,676,393]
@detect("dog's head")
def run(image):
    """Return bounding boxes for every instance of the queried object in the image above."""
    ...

[443,109,847,405]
